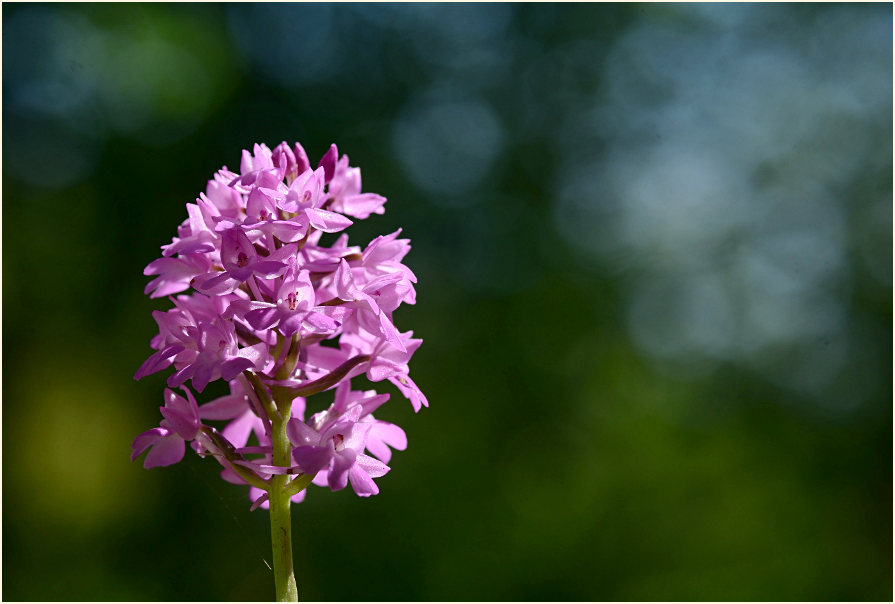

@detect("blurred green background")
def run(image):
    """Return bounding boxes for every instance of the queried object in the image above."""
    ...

[3,3,892,601]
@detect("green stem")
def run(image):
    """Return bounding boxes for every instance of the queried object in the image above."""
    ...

[269,413,298,602]
[251,336,309,601]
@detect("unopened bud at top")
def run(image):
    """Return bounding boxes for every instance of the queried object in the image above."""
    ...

[318,143,338,183]
[273,141,311,184]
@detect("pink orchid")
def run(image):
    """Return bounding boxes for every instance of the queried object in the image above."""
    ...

[132,140,426,601]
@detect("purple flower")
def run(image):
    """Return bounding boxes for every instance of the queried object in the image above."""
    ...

[238,265,339,338]
[164,317,270,392]
[193,227,295,295]
[363,419,407,464]
[339,328,428,412]
[332,259,406,352]
[240,187,309,243]
[131,387,201,468]
[272,141,310,185]
[133,140,427,511]
[143,254,212,298]
[131,427,185,469]
[229,143,283,191]
[324,383,406,464]
[159,387,202,440]
[326,154,388,219]
[201,170,244,219]
[288,405,391,497]
[279,167,354,234]
[161,202,219,258]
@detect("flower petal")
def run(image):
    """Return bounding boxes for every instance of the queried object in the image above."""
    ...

[220,357,254,381]
[327,449,356,492]
[305,208,353,233]
[143,434,186,468]
[132,427,167,461]
[348,464,380,497]
[356,452,390,479]
[317,143,338,183]
[292,445,333,476]
[199,394,249,420]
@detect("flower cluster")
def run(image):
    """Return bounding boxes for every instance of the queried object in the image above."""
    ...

[132,142,426,508]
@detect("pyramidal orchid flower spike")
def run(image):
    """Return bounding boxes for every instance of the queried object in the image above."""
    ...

[133,141,426,602]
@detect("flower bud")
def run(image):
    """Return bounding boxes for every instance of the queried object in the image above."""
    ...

[273,141,298,183]
[317,143,338,183]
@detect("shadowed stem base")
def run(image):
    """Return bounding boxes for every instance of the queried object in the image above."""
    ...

[269,402,298,603]
[269,473,298,602]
